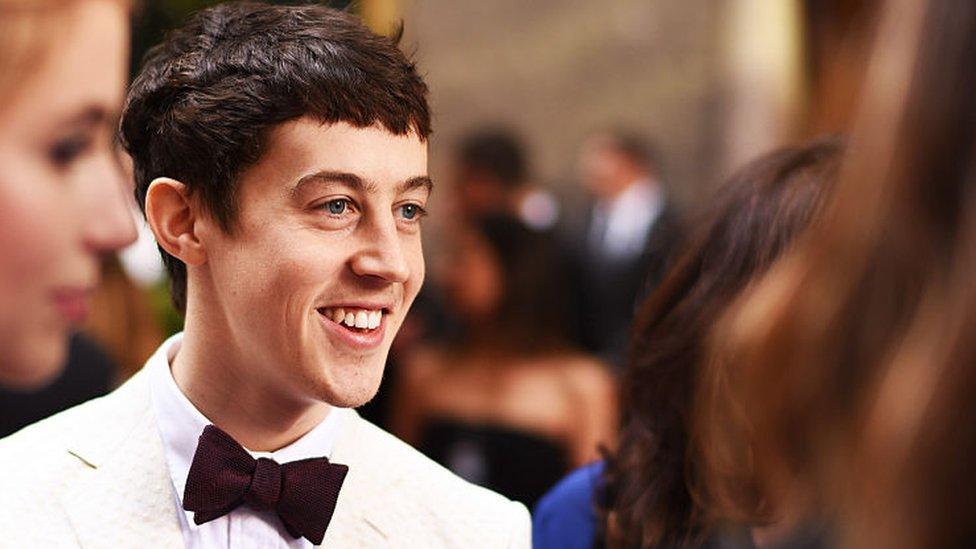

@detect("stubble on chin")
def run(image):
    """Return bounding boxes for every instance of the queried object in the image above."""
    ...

[303,356,386,409]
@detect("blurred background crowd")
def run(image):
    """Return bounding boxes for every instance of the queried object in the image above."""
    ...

[1,0,880,502]
[8,0,976,547]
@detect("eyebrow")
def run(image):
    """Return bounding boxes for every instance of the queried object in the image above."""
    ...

[290,170,433,197]
[64,105,112,129]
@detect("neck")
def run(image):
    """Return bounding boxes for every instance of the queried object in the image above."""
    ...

[172,305,330,452]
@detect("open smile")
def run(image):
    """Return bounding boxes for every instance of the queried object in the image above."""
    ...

[316,306,389,350]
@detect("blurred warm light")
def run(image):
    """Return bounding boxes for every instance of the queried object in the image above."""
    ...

[360,0,400,36]
[721,0,806,173]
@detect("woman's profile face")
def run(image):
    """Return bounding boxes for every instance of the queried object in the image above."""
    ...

[443,228,504,322]
[0,0,135,389]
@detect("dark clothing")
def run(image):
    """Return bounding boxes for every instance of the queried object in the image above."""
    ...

[565,205,683,368]
[419,418,570,508]
[0,333,115,437]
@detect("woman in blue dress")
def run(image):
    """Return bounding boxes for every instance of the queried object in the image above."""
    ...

[534,137,842,548]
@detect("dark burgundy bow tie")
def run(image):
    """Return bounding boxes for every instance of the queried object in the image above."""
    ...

[182,425,348,545]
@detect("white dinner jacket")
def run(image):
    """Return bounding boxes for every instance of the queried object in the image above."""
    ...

[0,369,530,548]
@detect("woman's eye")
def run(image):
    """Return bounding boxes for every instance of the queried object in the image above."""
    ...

[325,199,349,215]
[49,135,92,168]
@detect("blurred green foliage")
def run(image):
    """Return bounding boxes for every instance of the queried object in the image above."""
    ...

[148,279,184,337]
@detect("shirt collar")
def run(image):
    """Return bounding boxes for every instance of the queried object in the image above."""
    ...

[147,332,348,505]
[598,177,662,215]
[593,178,665,257]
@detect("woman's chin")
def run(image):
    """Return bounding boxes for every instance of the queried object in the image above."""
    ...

[1,336,67,391]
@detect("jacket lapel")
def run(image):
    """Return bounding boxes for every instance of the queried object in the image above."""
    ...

[59,371,184,549]
[316,410,392,547]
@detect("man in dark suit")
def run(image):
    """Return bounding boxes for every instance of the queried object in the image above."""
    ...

[566,130,683,369]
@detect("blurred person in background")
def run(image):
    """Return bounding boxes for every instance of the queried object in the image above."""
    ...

[393,214,617,508]
[368,127,565,429]
[534,137,842,549]
[0,1,135,398]
[453,127,560,231]
[569,129,683,368]
[707,0,976,547]
[84,255,165,382]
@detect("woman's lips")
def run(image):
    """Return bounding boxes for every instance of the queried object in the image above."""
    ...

[51,288,92,324]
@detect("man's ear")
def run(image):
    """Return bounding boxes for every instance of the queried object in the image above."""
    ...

[145,177,207,266]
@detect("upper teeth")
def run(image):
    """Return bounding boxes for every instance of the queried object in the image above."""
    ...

[323,307,383,330]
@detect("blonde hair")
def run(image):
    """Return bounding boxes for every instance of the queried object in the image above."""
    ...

[0,2,63,101]
[0,0,129,104]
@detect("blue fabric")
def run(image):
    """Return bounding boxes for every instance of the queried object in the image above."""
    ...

[532,461,604,549]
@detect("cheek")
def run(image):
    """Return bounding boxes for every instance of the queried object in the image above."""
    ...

[211,229,348,320]
[0,153,77,378]
[0,156,73,292]
[403,235,425,306]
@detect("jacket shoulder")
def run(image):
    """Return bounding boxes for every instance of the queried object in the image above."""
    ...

[0,389,110,459]
[0,372,147,487]
[340,414,531,547]
[0,390,119,540]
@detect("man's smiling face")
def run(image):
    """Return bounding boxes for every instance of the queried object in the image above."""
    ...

[197,118,429,408]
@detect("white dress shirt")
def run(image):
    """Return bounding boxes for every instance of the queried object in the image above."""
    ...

[147,333,349,549]
[589,178,665,259]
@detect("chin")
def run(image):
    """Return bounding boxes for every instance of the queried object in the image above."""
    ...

[316,381,381,409]
[310,361,385,409]
[1,336,67,391]
[324,391,374,409]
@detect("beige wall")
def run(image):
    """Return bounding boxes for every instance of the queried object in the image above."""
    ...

[400,0,724,210]
[401,0,794,214]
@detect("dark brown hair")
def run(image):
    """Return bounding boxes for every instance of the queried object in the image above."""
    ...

[119,1,430,312]
[453,215,572,355]
[710,0,976,545]
[602,137,842,548]
[455,128,529,189]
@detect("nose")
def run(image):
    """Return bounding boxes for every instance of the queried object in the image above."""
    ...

[82,155,138,254]
[349,216,411,284]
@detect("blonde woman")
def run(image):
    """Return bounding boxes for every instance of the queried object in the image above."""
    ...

[0,0,135,389]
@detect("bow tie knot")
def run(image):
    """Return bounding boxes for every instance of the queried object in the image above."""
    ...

[245,457,282,511]
[182,425,348,545]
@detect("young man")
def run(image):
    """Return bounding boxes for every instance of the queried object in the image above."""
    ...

[0,3,530,547]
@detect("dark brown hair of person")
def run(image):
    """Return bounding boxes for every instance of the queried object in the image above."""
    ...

[456,128,529,189]
[708,0,976,543]
[602,137,842,548]
[119,1,430,312]
[454,215,574,356]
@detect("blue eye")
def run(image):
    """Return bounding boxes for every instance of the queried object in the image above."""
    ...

[326,199,348,215]
[400,204,426,220]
